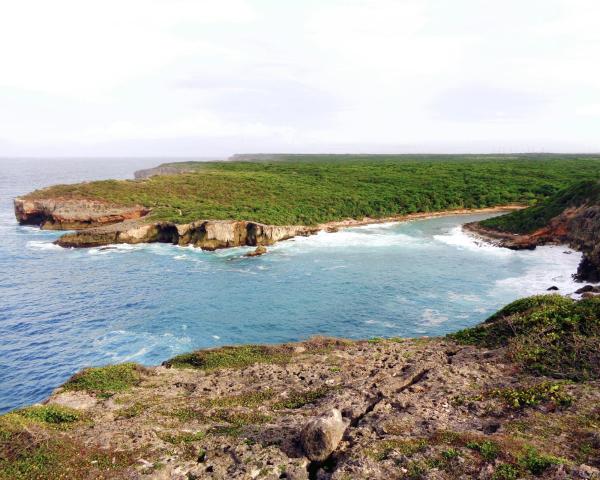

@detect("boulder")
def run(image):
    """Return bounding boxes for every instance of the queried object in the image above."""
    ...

[575,285,600,295]
[246,246,268,257]
[300,409,347,461]
[547,286,559,291]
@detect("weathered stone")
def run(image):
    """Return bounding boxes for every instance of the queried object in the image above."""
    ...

[14,197,149,230]
[246,246,268,257]
[300,408,347,461]
[575,285,600,294]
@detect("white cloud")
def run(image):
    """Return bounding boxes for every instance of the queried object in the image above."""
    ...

[1,0,600,155]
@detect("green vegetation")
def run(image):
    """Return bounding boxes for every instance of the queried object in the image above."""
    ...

[492,464,519,480]
[0,413,136,480]
[204,390,276,408]
[490,382,572,409]
[272,386,333,410]
[62,362,146,397]
[450,295,600,380]
[518,447,562,475]
[13,405,80,426]
[165,345,291,370]
[367,438,429,461]
[466,440,500,461]
[481,180,600,233]
[25,155,600,225]
[115,402,146,419]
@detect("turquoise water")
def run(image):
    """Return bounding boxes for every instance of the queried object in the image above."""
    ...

[0,159,582,413]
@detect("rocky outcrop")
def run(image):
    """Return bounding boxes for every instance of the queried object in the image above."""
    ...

[465,204,600,282]
[55,218,319,250]
[14,197,149,230]
[11,332,598,479]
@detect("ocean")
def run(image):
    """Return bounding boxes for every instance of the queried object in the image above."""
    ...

[0,158,582,413]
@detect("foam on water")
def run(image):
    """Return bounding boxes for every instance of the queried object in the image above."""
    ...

[433,225,512,256]
[495,245,583,296]
[26,240,63,251]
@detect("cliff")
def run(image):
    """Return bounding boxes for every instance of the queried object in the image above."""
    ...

[13,197,150,230]
[55,219,319,250]
[1,295,598,479]
[465,181,600,282]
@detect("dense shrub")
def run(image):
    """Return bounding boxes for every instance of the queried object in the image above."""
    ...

[24,155,600,225]
[450,295,600,380]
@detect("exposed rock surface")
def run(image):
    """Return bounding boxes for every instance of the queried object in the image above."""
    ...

[246,246,268,257]
[15,192,522,252]
[465,204,600,282]
[55,219,319,250]
[5,336,597,479]
[14,197,150,230]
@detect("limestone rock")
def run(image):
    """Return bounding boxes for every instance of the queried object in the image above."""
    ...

[246,246,267,257]
[13,197,149,230]
[300,408,347,461]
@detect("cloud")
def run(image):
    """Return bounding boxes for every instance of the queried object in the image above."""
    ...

[431,85,548,122]
[1,0,600,155]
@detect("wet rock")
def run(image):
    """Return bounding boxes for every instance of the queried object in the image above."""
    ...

[301,409,348,461]
[575,285,600,294]
[547,286,559,291]
[246,246,268,257]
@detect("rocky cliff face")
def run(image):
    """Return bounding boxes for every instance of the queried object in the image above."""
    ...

[14,197,150,230]
[55,218,319,250]
[465,204,600,282]
[14,195,319,250]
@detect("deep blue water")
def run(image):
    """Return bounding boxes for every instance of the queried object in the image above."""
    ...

[0,158,583,413]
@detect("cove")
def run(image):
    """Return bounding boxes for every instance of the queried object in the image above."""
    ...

[1,207,581,412]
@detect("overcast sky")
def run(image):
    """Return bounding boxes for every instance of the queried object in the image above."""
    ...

[1,0,599,157]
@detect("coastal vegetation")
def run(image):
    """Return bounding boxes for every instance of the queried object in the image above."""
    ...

[23,155,600,225]
[450,295,600,380]
[480,180,600,234]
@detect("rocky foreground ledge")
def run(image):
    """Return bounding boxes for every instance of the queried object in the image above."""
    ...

[1,295,599,479]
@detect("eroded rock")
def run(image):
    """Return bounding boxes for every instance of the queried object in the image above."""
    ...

[300,408,348,462]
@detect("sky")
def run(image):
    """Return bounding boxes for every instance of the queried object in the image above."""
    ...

[0,0,599,157]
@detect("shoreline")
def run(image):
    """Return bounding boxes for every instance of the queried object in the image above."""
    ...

[17,203,526,250]
[317,205,525,231]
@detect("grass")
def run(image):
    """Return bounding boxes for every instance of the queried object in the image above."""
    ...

[466,440,500,461]
[23,155,600,225]
[272,386,333,410]
[449,295,600,380]
[204,390,276,408]
[481,179,600,234]
[165,345,292,370]
[12,405,80,426]
[115,402,146,419]
[62,362,146,397]
[518,447,562,475]
[367,438,429,461]
[0,413,138,480]
[489,382,572,409]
